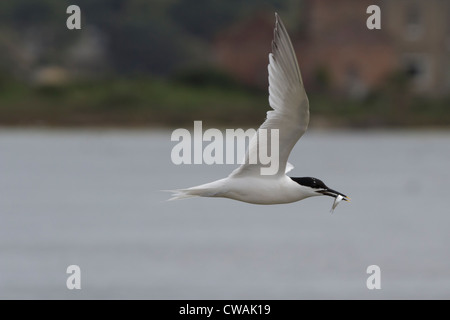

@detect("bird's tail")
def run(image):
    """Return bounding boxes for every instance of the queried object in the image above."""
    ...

[164,189,202,201]
[164,179,226,201]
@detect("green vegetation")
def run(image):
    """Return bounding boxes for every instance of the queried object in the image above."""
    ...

[310,90,450,128]
[1,77,448,128]
[0,77,266,127]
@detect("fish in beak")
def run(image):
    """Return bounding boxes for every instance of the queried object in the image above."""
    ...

[317,188,350,213]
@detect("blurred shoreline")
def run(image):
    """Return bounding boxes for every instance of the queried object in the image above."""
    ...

[1,77,449,129]
[1,126,449,135]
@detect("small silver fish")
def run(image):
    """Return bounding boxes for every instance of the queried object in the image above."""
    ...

[331,195,345,213]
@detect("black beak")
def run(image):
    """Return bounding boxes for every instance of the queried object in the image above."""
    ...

[318,188,350,201]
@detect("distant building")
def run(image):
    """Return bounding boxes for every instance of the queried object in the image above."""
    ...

[301,0,396,97]
[213,0,450,96]
[213,13,275,89]
[384,0,450,95]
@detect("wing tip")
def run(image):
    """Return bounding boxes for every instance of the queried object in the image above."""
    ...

[274,12,288,39]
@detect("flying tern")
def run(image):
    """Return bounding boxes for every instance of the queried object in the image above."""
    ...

[168,13,350,212]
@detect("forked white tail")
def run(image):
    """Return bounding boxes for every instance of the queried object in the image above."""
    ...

[165,178,228,201]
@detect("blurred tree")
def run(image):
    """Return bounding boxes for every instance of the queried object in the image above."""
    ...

[0,0,76,75]
[0,0,293,77]
[169,0,287,40]
[74,0,188,75]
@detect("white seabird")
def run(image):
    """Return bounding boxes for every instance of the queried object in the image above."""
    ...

[168,13,350,212]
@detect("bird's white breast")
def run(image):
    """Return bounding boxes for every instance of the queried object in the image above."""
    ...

[218,175,318,205]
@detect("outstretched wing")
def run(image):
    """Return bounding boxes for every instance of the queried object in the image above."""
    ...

[230,13,309,178]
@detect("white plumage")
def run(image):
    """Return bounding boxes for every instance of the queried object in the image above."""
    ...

[167,13,349,210]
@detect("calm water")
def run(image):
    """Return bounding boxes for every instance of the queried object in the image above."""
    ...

[0,128,449,299]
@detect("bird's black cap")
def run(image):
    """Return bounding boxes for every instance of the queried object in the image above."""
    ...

[291,177,349,200]
[290,177,328,189]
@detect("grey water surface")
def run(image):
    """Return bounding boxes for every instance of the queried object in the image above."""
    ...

[1,129,449,299]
